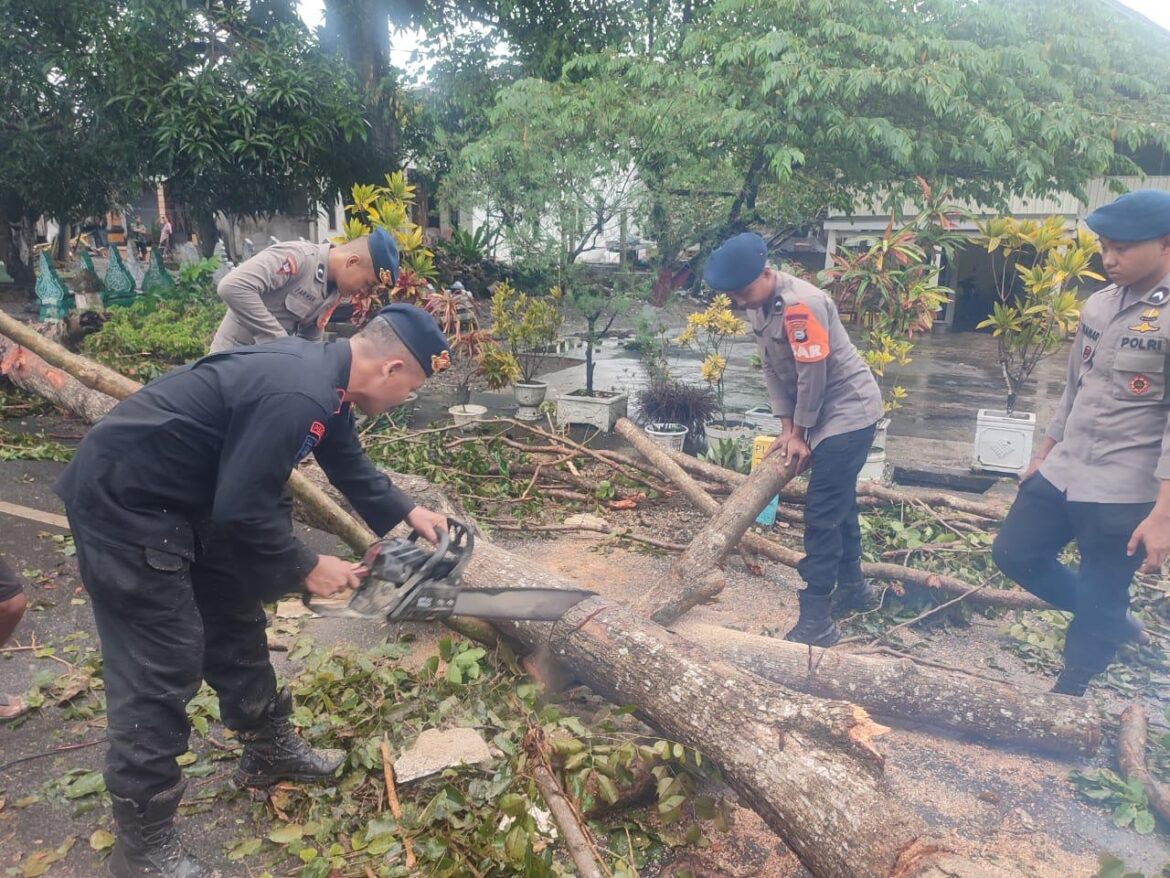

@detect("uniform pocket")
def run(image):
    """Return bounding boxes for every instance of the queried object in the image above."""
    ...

[283,290,315,320]
[1111,350,1166,401]
[144,547,187,573]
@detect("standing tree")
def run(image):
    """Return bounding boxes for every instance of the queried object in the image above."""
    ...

[107,0,367,255]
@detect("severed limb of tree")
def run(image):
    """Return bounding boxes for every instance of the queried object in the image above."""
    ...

[613,418,1046,614]
[663,447,1009,521]
[526,728,606,878]
[613,418,797,625]
[682,623,1099,759]
[1117,704,1170,827]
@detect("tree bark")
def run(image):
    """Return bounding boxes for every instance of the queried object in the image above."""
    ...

[0,192,35,286]
[0,334,118,424]
[354,472,1013,878]
[683,623,1098,758]
[615,418,799,624]
[613,420,1045,612]
[664,448,1008,521]
[1117,704,1170,827]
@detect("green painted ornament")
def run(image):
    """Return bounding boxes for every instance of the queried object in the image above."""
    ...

[142,247,175,295]
[103,246,137,307]
[34,252,72,320]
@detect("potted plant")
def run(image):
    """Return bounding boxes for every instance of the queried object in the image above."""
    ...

[676,293,751,444]
[973,216,1099,473]
[555,276,633,431]
[635,379,717,454]
[489,281,564,418]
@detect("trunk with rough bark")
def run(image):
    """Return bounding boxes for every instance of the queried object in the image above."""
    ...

[0,193,35,286]
[685,623,1099,758]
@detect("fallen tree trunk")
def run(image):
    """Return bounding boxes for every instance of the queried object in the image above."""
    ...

[683,623,1099,758]
[615,419,1046,613]
[363,472,1020,878]
[615,418,798,624]
[664,448,1009,521]
[1117,704,1170,827]
[2,320,1034,875]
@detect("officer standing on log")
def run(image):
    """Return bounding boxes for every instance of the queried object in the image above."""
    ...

[993,190,1170,696]
[703,232,884,647]
[56,303,451,878]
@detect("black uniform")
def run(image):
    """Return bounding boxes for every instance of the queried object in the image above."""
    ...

[56,338,414,801]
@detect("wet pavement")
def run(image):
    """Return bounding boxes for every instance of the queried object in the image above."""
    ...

[532,317,1068,474]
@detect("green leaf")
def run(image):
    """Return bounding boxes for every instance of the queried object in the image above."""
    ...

[499,793,527,817]
[268,824,305,844]
[1133,808,1156,835]
[63,771,105,799]
[227,838,263,861]
[89,829,115,852]
[597,774,620,805]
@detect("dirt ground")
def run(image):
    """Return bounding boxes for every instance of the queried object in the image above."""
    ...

[2,442,1169,877]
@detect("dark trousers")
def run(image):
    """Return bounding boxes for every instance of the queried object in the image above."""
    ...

[992,474,1151,675]
[798,424,876,594]
[69,520,283,802]
[0,555,25,602]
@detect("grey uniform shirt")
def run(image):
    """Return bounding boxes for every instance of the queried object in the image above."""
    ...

[749,273,883,448]
[1040,275,1170,503]
[210,241,337,353]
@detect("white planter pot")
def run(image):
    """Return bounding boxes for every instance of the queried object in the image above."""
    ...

[645,422,688,452]
[872,417,891,452]
[973,409,1036,474]
[705,419,755,443]
[556,391,628,431]
[513,382,548,407]
[859,447,886,482]
[449,404,487,431]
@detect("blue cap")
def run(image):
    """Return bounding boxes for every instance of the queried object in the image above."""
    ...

[369,227,400,285]
[374,303,450,376]
[1086,189,1170,242]
[703,232,768,291]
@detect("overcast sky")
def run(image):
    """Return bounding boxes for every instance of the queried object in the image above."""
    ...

[297,0,1170,50]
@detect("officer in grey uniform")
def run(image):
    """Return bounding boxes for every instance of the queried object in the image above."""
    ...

[210,227,399,352]
[993,189,1170,696]
[704,232,884,646]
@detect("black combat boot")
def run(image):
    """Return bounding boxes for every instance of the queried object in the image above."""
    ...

[108,782,218,878]
[234,688,345,788]
[784,590,840,647]
[1051,667,1095,697]
[831,579,881,616]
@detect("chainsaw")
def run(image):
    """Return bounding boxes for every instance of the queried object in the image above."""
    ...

[305,518,595,622]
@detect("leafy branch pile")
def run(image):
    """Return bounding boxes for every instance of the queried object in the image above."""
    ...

[0,429,73,462]
[216,638,727,878]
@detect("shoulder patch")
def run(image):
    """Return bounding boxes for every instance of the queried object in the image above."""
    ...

[294,420,326,462]
[783,302,830,363]
[277,255,299,278]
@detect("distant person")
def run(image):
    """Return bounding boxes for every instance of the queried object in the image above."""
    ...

[0,557,29,721]
[131,215,149,259]
[993,189,1170,696]
[158,215,173,255]
[704,232,883,647]
[209,228,399,353]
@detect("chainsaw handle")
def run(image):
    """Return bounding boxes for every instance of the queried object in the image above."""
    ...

[405,516,458,582]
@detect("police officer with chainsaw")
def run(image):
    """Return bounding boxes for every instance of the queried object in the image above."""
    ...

[55,302,450,878]
[993,189,1170,696]
[704,232,884,647]
[210,228,398,353]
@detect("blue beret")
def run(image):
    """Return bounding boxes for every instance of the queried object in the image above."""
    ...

[1086,189,1170,242]
[703,232,769,291]
[375,303,449,376]
[369,227,400,286]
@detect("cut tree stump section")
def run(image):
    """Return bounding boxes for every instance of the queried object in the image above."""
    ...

[614,417,798,624]
[614,418,1045,614]
[683,623,1099,758]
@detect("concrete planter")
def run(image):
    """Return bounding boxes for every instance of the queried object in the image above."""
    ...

[859,447,886,482]
[743,405,783,436]
[513,382,548,407]
[872,417,891,451]
[449,404,488,431]
[556,391,628,431]
[973,409,1036,474]
[705,418,755,444]
[645,423,688,452]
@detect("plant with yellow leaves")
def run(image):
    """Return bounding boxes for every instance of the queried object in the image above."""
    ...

[676,294,747,424]
[975,216,1101,413]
